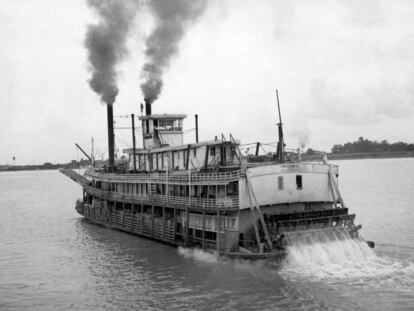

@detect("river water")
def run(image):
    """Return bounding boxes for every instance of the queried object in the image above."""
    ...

[0,158,413,310]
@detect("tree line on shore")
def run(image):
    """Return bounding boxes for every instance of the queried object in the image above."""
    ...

[304,137,414,155]
[331,137,414,154]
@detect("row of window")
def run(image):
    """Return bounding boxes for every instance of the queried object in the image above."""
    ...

[133,145,225,171]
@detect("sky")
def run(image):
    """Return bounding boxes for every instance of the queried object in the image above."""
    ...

[0,0,413,165]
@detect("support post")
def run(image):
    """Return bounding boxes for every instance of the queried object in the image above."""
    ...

[131,204,135,231]
[323,155,346,208]
[122,201,125,225]
[204,145,209,170]
[186,145,191,170]
[151,205,154,235]
[247,178,273,250]
[184,206,189,246]
[162,205,165,240]
[173,207,177,238]
[140,204,143,234]
[202,209,206,249]
[216,207,221,254]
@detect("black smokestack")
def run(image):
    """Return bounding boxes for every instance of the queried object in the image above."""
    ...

[85,0,139,105]
[140,0,208,106]
[144,97,152,116]
[107,104,115,170]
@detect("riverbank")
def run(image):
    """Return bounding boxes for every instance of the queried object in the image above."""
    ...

[302,150,414,162]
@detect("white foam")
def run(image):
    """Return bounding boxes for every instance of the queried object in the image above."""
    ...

[177,247,218,263]
[281,231,414,291]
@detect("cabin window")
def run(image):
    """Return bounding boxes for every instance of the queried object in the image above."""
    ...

[210,147,216,157]
[278,176,284,190]
[217,185,226,198]
[227,181,239,196]
[159,119,174,129]
[296,175,303,190]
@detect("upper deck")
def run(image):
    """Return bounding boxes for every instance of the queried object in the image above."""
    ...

[86,162,338,184]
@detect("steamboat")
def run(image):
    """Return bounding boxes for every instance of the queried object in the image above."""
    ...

[61,92,373,259]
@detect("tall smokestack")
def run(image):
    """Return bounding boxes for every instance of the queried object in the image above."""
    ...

[144,97,152,116]
[140,0,208,105]
[107,104,115,170]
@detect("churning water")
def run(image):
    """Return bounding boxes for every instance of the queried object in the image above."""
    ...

[1,158,414,310]
[282,229,414,281]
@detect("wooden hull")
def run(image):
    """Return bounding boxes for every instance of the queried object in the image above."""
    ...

[75,200,288,260]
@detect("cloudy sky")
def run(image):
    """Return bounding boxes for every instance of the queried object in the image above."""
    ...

[1,0,413,165]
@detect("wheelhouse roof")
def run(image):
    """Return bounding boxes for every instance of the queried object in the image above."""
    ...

[138,114,187,121]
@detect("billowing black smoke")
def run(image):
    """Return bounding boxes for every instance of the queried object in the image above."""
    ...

[141,0,208,104]
[85,0,139,105]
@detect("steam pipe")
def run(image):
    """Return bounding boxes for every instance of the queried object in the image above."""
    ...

[107,104,115,170]
[195,114,199,143]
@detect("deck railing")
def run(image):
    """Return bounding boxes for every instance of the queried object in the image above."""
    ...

[84,163,338,184]
[85,169,245,184]
[279,163,339,175]
[83,184,239,210]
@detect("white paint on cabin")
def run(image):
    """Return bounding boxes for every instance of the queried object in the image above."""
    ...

[140,114,186,150]
[239,163,336,209]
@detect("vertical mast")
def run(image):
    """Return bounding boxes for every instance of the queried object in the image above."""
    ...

[276,89,285,163]
[91,137,94,167]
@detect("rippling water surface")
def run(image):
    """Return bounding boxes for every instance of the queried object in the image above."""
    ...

[1,158,413,310]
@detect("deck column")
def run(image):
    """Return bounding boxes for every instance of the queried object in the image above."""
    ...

[184,206,189,246]
[122,201,125,225]
[173,207,177,241]
[162,205,165,240]
[202,209,206,249]
[216,207,221,254]
[151,205,154,235]
[140,204,143,234]
[131,204,135,230]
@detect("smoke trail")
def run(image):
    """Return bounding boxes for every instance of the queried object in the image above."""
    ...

[141,0,208,104]
[85,0,139,105]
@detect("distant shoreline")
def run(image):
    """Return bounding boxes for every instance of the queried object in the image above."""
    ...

[302,151,414,161]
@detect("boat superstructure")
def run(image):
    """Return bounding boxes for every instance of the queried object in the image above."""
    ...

[61,96,371,259]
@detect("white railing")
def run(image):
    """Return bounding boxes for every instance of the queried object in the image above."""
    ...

[279,163,339,174]
[85,169,245,184]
